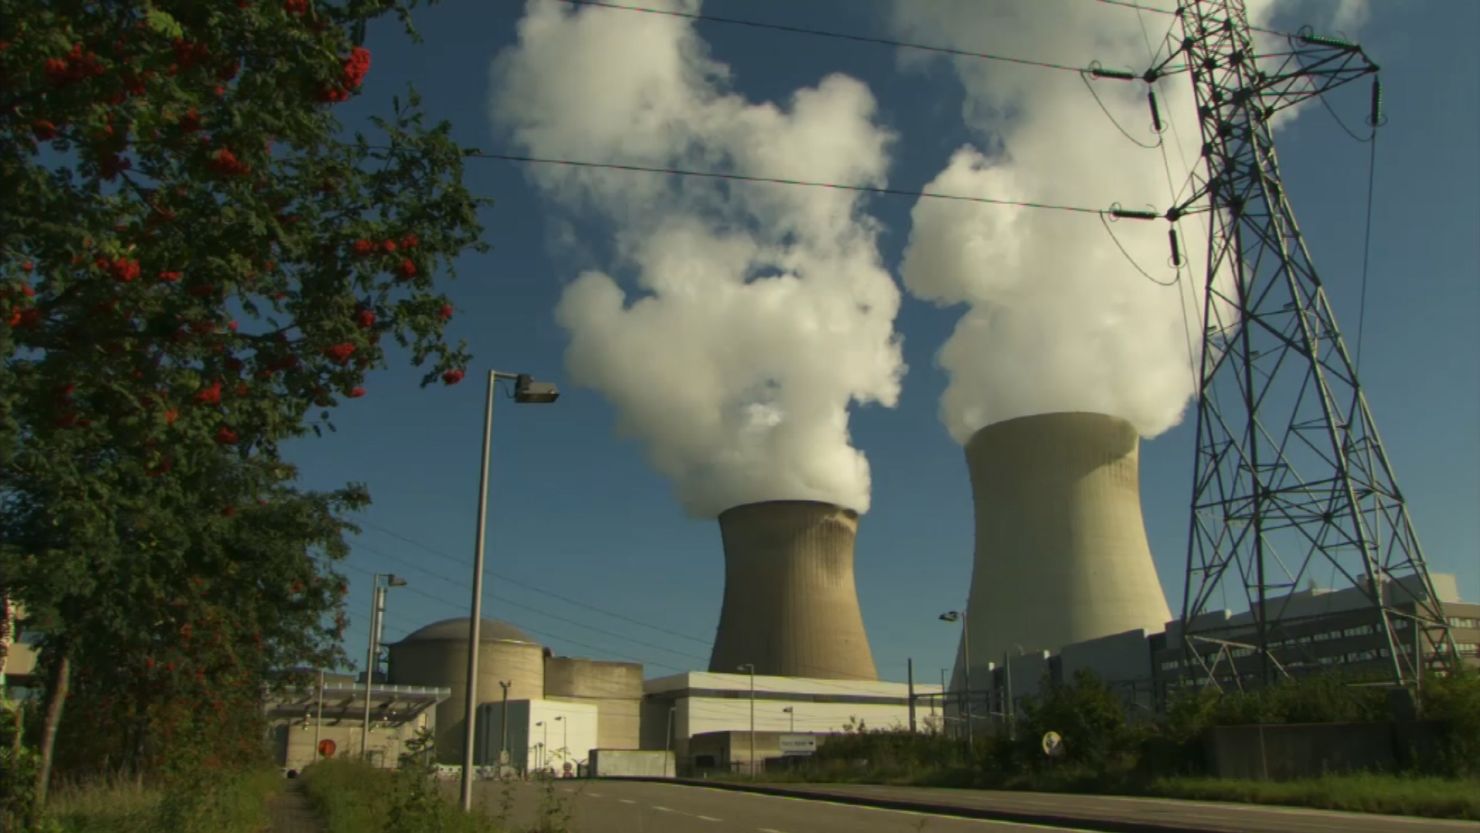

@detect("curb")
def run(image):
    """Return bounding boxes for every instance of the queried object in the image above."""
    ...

[600,777,1217,833]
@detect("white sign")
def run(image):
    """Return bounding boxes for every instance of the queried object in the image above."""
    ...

[779,734,816,755]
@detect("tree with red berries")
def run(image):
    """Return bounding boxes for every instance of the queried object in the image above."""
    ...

[0,0,482,810]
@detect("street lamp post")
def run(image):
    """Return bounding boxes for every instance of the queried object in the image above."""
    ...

[361,573,406,763]
[459,370,559,811]
[498,680,511,771]
[737,663,756,777]
[939,610,972,752]
[554,715,567,774]
[782,706,794,733]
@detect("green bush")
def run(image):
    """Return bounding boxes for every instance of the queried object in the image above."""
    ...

[1019,670,1137,771]
[301,745,507,833]
[1420,670,1480,777]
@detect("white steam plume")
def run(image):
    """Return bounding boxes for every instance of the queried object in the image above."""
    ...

[491,0,904,517]
[890,0,1366,443]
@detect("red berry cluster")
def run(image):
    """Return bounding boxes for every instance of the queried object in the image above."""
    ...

[98,256,141,283]
[320,46,371,103]
[209,147,249,177]
[44,43,106,85]
[323,342,356,365]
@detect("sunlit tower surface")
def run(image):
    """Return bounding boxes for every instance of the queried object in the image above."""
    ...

[1171,0,1457,688]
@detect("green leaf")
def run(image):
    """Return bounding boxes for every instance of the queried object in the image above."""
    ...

[145,7,186,39]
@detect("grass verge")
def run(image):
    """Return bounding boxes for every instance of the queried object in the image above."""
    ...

[301,758,507,833]
[43,768,281,833]
[1144,773,1480,820]
[733,769,1480,821]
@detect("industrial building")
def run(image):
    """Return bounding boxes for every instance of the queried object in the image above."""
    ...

[942,573,1480,733]
[708,500,879,681]
[264,673,450,770]
[382,617,643,768]
[641,671,942,773]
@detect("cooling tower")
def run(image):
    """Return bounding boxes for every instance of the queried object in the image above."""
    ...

[957,412,1171,674]
[708,500,878,680]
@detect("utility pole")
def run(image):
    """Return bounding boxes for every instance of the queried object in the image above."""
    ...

[907,658,916,734]
[360,580,384,762]
[1003,650,1015,742]
[737,663,756,777]
[313,668,324,764]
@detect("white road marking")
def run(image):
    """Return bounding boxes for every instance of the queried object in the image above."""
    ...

[757,828,791,833]
[652,805,677,813]
[696,815,722,822]
[587,792,604,798]
[617,798,636,805]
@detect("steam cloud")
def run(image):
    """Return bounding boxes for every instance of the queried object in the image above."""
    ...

[890,0,1367,443]
[492,0,904,516]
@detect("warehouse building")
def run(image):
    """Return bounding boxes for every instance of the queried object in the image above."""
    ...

[640,671,943,774]
[944,572,1479,732]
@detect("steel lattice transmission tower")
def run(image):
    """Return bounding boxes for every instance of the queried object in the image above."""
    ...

[1171,0,1457,689]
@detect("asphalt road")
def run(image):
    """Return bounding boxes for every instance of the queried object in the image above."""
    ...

[464,779,1480,833]
[469,779,1095,833]
[730,782,1480,833]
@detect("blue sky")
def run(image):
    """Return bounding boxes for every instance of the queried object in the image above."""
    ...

[285,0,1480,684]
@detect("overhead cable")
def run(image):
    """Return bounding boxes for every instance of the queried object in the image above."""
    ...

[557,0,1087,73]
[361,520,713,647]
[1090,0,1292,38]
[466,150,1108,215]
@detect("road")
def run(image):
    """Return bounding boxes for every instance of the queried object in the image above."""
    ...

[468,779,1093,833]
[464,778,1480,833]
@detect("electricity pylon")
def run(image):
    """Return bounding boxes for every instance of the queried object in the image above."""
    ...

[1168,0,1457,689]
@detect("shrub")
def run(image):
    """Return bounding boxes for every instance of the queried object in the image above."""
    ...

[1420,670,1480,776]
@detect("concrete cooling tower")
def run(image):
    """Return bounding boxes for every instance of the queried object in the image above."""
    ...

[708,500,878,680]
[957,412,1171,672]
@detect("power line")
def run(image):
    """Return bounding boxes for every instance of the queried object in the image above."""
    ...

[558,0,1087,73]
[1091,0,1290,38]
[359,520,713,648]
[353,520,950,700]
[337,556,691,672]
[466,150,1107,215]
[352,537,712,665]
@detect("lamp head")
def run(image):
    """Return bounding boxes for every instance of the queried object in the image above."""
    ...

[939,611,960,623]
[513,374,560,404]
[386,574,407,587]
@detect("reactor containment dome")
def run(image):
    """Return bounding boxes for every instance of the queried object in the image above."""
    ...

[387,617,544,764]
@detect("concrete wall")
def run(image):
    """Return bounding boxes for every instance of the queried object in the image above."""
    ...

[387,619,544,764]
[708,501,878,680]
[958,413,1172,684]
[544,656,643,750]
[1204,722,1398,780]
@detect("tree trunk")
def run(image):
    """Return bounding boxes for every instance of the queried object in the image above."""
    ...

[31,653,70,825]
